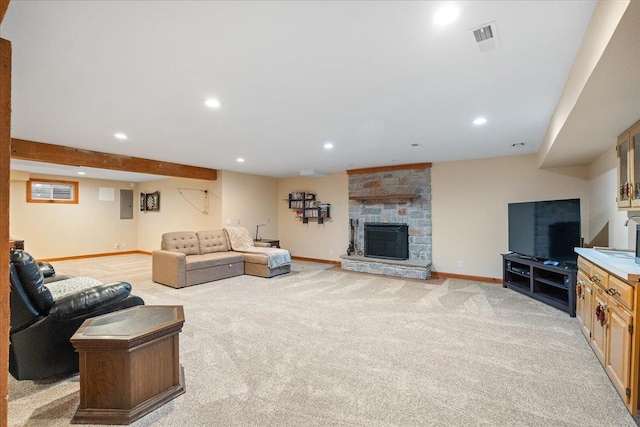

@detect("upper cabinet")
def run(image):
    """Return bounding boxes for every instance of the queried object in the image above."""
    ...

[617,120,640,209]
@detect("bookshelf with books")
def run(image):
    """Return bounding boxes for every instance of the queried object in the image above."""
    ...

[287,192,331,224]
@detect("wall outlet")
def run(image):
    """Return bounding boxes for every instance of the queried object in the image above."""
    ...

[458,260,464,268]
[329,249,333,255]
[115,243,119,249]
[121,243,126,248]
[226,219,232,225]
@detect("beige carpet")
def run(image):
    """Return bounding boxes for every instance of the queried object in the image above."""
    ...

[8,254,636,426]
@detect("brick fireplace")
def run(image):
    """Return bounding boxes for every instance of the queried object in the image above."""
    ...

[340,163,432,279]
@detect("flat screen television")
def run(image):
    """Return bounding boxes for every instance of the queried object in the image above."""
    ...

[508,198,581,264]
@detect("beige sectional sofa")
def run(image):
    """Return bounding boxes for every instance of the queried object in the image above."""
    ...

[152,229,291,288]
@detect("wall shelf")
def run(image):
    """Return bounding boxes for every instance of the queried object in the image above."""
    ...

[287,192,331,224]
[349,194,420,202]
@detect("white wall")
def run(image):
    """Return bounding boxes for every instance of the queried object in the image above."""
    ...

[277,172,348,261]
[219,170,279,241]
[431,154,591,279]
[136,172,279,252]
[538,0,630,164]
[10,172,139,259]
[10,170,280,256]
[13,155,632,279]
[588,147,635,249]
[137,177,221,252]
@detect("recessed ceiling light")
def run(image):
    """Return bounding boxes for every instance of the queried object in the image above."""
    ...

[472,117,487,125]
[114,133,128,140]
[433,3,463,25]
[204,98,221,109]
[236,158,245,163]
[77,171,86,175]
[324,142,334,150]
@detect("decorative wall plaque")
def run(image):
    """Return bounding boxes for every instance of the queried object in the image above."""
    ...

[140,191,160,212]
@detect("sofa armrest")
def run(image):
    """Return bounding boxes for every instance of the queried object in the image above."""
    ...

[48,282,132,320]
[254,242,272,248]
[152,250,187,288]
[37,261,56,278]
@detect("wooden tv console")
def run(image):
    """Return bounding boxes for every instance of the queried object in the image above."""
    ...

[502,253,577,317]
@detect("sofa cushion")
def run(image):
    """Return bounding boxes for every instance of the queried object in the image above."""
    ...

[48,282,133,320]
[47,277,103,300]
[243,253,269,265]
[162,231,200,255]
[197,230,230,254]
[185,252,245,271]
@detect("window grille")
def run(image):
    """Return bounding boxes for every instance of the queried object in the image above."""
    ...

[27,179,78,204]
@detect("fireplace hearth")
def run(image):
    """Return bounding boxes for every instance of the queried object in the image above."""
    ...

[364,223,408,260]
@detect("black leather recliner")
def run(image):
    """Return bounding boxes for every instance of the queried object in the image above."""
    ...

[9,249,145,380]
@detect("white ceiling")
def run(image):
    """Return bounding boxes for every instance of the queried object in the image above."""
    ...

[1,1,598,180]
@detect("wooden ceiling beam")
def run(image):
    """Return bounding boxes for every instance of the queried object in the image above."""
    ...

[346,162,432,175]
[0,0,9,25]
[11,138,217,181]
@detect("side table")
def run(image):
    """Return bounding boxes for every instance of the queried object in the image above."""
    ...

[70,305,185,425]
[254,238,280,248]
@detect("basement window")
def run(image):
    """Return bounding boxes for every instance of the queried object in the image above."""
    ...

[27,179,79,204]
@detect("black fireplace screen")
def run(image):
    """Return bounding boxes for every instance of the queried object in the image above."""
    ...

[364,223,408,260]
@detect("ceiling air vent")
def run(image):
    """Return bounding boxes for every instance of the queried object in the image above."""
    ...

[471,21,500,53]
[473,26,493,43]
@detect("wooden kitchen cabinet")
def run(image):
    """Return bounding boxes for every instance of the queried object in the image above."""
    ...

[607,300,633,404]
[617,119,640,209]
[576,271,592,339]
[591,284,608,365]
[576,252,638,414]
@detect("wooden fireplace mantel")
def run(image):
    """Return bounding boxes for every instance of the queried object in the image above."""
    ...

[349,194,420,202]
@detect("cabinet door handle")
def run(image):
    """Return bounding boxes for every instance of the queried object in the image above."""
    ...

[595,303,608,327]
[576,283,583,299]
[589,275,601,285]
[605,287,621,297]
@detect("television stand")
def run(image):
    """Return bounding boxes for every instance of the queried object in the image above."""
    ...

[502,253,577,317]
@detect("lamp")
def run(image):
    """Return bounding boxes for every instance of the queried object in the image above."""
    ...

[255,224,266,241]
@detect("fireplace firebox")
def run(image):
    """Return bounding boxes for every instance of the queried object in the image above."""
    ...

[364,223,408,260]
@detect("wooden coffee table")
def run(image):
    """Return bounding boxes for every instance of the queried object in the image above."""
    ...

[70,305,185,425]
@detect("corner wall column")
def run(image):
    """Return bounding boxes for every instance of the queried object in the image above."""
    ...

[0,36,12,425]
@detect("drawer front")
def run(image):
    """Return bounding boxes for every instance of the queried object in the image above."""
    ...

[607,275,634,310]
[577,257,592,276]
[591,264,610,289]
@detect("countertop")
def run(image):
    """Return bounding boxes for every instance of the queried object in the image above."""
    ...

[575,247,640,282]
